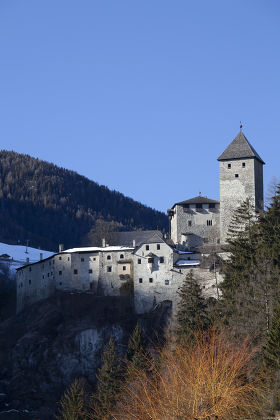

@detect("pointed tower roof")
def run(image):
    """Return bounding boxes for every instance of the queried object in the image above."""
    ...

[217,131,265,164]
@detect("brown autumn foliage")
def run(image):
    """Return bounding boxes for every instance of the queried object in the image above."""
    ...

[112,330,268,420]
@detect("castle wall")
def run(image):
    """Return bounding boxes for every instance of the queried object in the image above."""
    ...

[220,158,259,243]
[170,203,220,247]
[17,257,55,313]
[97,250,133,296]
[133,241,174,314]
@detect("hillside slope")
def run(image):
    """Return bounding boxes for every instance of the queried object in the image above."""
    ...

[0,151,168,250]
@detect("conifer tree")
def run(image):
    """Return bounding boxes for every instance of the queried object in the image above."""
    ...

[263,303,280,369]
[126,323,150,379]
[221,199,258,303]
[56,378,86,420]
[90,337,122,419]
[176,270,209,342]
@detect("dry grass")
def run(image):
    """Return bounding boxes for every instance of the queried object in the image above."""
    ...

[112,330,268,420]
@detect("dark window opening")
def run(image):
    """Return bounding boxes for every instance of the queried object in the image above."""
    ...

[29,267,32,272]
[59,256,62,260]
[207,220,213,226]
[148,257,154,263]
[146,245,149,251]
[138,258,141,264]
[89,269,93,273]
[188,220,192,226]
[81,258,84,262]
[235,173,239,178]
[209,203,215,209]
[160,257,164,263]
[93,257,96,261]
[165,280,170,285]
[242,162,246,168]
[107,255,111,260]
[107,266,112,272]
[228,163,231,169]
[139,278,143,283]
[157,244,160,250]
[123,266,126,271]
[120,254,124,259]
[59,282,62,286]
[74,269,78,275]
[59,271,62,275]
[29,279,31,285]
[149,278,153,283]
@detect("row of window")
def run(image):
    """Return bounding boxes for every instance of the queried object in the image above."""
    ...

[187,220,213,227]
[138,278,170,285]
[137,256,164,264]
[184,203,216,210]
[227,162,246,169]
[145,244,161,251]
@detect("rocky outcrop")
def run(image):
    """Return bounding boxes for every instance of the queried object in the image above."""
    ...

[0,292,136,419]
[0,292,171,419]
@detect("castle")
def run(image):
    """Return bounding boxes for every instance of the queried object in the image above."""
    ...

[16,129,264,314]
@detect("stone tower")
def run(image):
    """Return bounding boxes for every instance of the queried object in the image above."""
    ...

[218,129,264,243]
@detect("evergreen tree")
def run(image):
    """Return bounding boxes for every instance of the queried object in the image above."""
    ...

[126,323,150,379]
[56,378,86,420]
[176,270,209,342]
[221,199,258,304]
[263,303,280,369]
[90,337,122,419]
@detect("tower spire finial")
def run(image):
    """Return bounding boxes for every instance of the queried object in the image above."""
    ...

[240,121,243,132]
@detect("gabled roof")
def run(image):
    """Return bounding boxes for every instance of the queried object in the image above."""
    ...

[107,230,163,247]
[171,195,219,208]
[217,131,265,164]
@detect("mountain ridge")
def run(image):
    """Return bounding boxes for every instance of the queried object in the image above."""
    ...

[0,150,168,251]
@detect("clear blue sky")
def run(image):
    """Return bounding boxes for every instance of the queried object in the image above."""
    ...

[1,1,279,212]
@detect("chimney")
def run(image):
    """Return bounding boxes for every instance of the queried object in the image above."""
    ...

[40,253,43,261]
[26,257,29,264]
[132,239,136,247]
[102,238,106,247]
[59,244,64,253]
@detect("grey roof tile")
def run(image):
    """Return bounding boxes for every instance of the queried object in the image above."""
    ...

[217,131,265,164]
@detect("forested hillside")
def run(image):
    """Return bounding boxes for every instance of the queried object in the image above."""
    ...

[0,151,168,250]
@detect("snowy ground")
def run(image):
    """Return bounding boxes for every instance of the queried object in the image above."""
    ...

[0,242,54,274]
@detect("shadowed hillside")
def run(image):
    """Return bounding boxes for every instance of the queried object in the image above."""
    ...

[0,151,168,250]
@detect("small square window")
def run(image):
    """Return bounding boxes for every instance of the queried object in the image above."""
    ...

[74,269,78,275]
[81,258,84,262]
[123,266,126,271]
[93,257,96,261]
[138,258,141,264]
[139,278,143,283]
[160,257,164,263]
[188,220,192,226]
[235,174,239,178]
[120,254,124,259]
[149,278,153,283]
[107,266,112,272]
[47,273,50,277]
[59,282,62,286]
[89,269,93,274]
[146,245,149,251]
[107,255,111,260]
[68,257,70,261]
[242,162,246,168]
[228,163,231,169]
[165,280,170,285]
[157,244,160,250]
[59,271,62,275]
[59,256,62,260]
